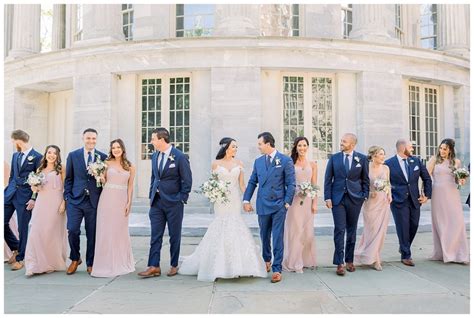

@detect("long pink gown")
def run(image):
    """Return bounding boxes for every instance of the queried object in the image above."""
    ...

[282,161,317,273]
[24,171,68,275]
[431,160,469,263]
[91,167,135,277]
[354,165,390,265]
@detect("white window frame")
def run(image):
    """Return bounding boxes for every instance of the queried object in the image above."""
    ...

[341,4,352,39]
[395,4,404,42]
[408,82,441,161]
[175,4,215,38]
[74,4,83,41]
[122,4,134,41]
[137,72,193,161]
[420,4,438,49]
[281,72,336,161]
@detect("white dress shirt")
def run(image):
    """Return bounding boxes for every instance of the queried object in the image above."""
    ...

[19,147,33,167]
[84,148,96,168]
[342,150,354,170]
[397,154,409,181]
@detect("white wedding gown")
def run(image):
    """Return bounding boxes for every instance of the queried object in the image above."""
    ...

[178,165,268,282]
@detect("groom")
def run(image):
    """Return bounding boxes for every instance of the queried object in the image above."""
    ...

[139,127,192,278]
[243,132,296,283]
[324,133,369,276]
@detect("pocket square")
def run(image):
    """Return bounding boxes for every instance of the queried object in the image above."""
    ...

[413,166,419,171]
[169,164,176,168]
[275,165,282,168]
[356,163,362,168]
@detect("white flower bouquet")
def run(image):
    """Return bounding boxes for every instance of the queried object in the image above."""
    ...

[452,167,470,190]
[26,171,46,199]
[373,178,391,194]
[297,182,319,205]
[195,172,231,204]
[87,155,107,187]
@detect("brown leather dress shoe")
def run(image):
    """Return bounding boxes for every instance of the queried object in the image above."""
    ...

[138,266,161,278]
[167,267,178,277]
[87,267,92,274]
[346,262,356,272]
[265,262,272,273]
[11,260,24,271]
[402,259,415,266]
[336,264,346,276]
[271,272,282,283]
[7,251,18,264]
[66,259,82,275]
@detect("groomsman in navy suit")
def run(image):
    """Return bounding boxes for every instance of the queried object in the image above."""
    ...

[4,130,42,270]
[64,128,107,275]
[324,133,370,276]
[385,139,432,266]
[139,128,192,278]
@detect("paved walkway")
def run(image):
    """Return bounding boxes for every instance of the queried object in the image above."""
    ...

[4,231,470,314]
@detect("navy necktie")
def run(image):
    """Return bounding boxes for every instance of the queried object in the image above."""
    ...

[344,154,350,174]
[87,151,92,167]
[158,152,165,175]
[403,158,410,181]
[17,152,24,171]
[266,155,271,170]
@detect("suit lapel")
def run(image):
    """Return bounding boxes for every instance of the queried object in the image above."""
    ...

[262,152,280,186]
[391,156,407,182]
[259,156,270,185]
[79,148,88,171]
[13,152,20,176]
[19,150,34,172]
[160,147,174,177]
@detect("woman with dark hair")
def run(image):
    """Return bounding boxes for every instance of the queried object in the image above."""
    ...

[24,145,68,276]
[179,137,267,281]
[91,139,136,277]
[282,137,318,273]
[427,138,469,264]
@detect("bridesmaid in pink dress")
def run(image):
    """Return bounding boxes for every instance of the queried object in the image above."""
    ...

[354,146,392,271]
[427,138,469,264]
[283,137,318,273]
[24,145,67,276]
[91,139,136,277]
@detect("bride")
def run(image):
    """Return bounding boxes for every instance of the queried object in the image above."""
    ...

[178,137,268,281]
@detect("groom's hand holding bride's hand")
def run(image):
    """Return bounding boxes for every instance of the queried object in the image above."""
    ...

[243,203,254,213]
[325,199,332,209]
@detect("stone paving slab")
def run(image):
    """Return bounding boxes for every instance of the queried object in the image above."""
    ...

[4,232,470,314]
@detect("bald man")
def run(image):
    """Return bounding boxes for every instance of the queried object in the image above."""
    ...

[385,139,432,267]
[324,133,370,276]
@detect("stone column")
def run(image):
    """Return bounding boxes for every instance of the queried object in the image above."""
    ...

[134,4,171,40]
[400,4,421,47]
[8,4,41,59]
[74,4,124,46]
[214,4,260,36]
[4,4,14,58]
[350,4,398,44]
[438,4,469,57]
[304,4,342,39]
[51,4,65,50]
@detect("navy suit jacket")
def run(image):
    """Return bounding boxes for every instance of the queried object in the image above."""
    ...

[243,151,296,215]
[149,146,193,206]
[324,151,370,206]
[63,148,108,209]
[385,155,432,208]
[4,149,43,204]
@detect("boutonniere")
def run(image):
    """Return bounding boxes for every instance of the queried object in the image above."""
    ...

[354,156,360,163]
[27,155,35,162]
[169,154,175,162]
[275,158,281,166]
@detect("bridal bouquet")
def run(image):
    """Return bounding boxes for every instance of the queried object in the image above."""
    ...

[297,182,319,205]
[26,171,46,199]
[373,178,391,194]
[452,167,470,190]
[195,172,231,204]
[87,155,107,187]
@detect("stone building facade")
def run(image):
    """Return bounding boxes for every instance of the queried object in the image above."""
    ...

[4,4,470,209]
